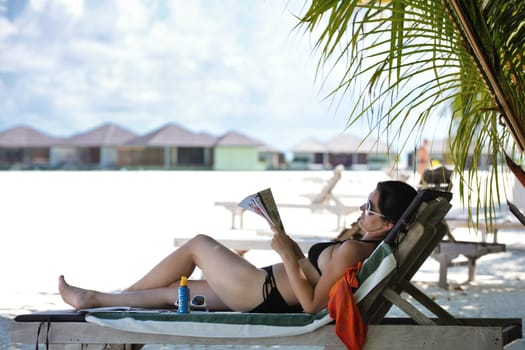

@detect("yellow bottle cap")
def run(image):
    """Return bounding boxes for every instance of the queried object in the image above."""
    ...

[180,276,188,286]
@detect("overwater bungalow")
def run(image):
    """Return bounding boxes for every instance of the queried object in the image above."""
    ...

[119,123,216,170]
[0,126,60,169]
[50,123,137,169]
[291,134,391,170]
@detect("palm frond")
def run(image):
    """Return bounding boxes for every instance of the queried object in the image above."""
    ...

[297,0,525,229]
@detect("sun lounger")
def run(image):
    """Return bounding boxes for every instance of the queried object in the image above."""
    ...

[173,229,322,256]
[10,189,522,349]
[351,191,522,348]
[10,311,520,349]
[303,164,345,205]
[432,240,506,288]
[215,166,358,230]
[434,200,525,288]
[420,164,522,287]
[446,208,524,243]
[417,166,515,286]
[419,166,454,191]
[215,201,359,231]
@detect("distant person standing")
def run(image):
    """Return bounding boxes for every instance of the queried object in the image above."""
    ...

[416,139,431,176]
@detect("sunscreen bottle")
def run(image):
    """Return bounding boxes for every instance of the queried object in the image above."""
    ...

[177,276,190,313]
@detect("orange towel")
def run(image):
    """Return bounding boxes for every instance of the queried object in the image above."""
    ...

[328,261,367,350]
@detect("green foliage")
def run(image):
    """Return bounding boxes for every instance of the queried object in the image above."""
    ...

[297,0,525,227]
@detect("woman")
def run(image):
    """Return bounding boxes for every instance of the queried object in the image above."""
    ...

[59,180,416,314]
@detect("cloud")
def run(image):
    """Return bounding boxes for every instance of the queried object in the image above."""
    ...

[0,0,443,154]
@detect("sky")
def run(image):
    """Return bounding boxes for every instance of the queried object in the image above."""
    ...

[0,0,447,154]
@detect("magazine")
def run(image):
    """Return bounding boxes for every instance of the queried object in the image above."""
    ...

[238,188,285,233]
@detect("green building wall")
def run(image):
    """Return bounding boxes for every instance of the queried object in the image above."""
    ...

[213,147,266,170]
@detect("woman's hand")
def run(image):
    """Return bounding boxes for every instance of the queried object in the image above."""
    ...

[270,226,304,261]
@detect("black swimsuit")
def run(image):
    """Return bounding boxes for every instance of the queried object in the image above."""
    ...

[308,239,382,273]
[249,266,303,313]
[249,238,381,313]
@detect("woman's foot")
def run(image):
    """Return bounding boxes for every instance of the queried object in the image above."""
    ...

[58,275,97,309]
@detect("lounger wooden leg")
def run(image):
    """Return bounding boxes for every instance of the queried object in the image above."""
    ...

[239,209,244,228]
[402,281,461,325]
[230,212,236,229]
[336,211,347,231]
[433,253,450,288]
[439,255,449,289]
[467,257,477,282]
[382,287,436,325]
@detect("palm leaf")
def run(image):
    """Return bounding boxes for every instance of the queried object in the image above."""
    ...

[297,0,525,230]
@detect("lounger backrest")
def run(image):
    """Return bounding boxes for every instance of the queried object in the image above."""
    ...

[355,242,396,304]
[385,189,452,245]
[356,189,452,323]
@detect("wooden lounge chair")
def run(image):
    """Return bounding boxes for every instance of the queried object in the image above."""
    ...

[304,164,345,206]
[435,201,525,288]
[215,165,358,230]
[356,192,520,349]
[419,167,518,288]
[419,166,454,192]
[9,189,522,349]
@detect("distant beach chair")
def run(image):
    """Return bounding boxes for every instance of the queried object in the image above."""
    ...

[418,166,516,288]
[419,165,453,192]
[436,200,524,288]
[10,189,522,349]
[215,164,357,230]
[303,164,345,206]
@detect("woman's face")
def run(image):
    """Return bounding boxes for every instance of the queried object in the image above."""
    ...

[358,189,390,233]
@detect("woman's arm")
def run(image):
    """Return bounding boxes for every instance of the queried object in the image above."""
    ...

[273,233,362,313]
[298,257,321,284]
[269,226,318,281]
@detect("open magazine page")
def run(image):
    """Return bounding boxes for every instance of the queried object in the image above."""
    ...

[238,188,285,233]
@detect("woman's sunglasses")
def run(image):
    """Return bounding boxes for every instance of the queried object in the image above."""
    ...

[365,199,388,219]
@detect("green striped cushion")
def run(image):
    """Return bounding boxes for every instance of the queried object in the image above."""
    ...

[355,242,396,303]
[86,309,332,338]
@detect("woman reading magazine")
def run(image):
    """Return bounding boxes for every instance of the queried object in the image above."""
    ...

[59,180,416,314]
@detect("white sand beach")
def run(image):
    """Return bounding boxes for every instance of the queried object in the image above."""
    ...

[1,171,524,349]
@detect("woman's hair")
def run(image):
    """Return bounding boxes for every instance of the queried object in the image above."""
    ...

[376,181,417,223]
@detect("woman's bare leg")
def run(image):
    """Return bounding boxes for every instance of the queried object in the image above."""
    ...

[126,237,201,291]
[126,234,258,286]
[59,276,231,310]
[59,275,174,309]
[60,235,270,311]
[126,234,269,310]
